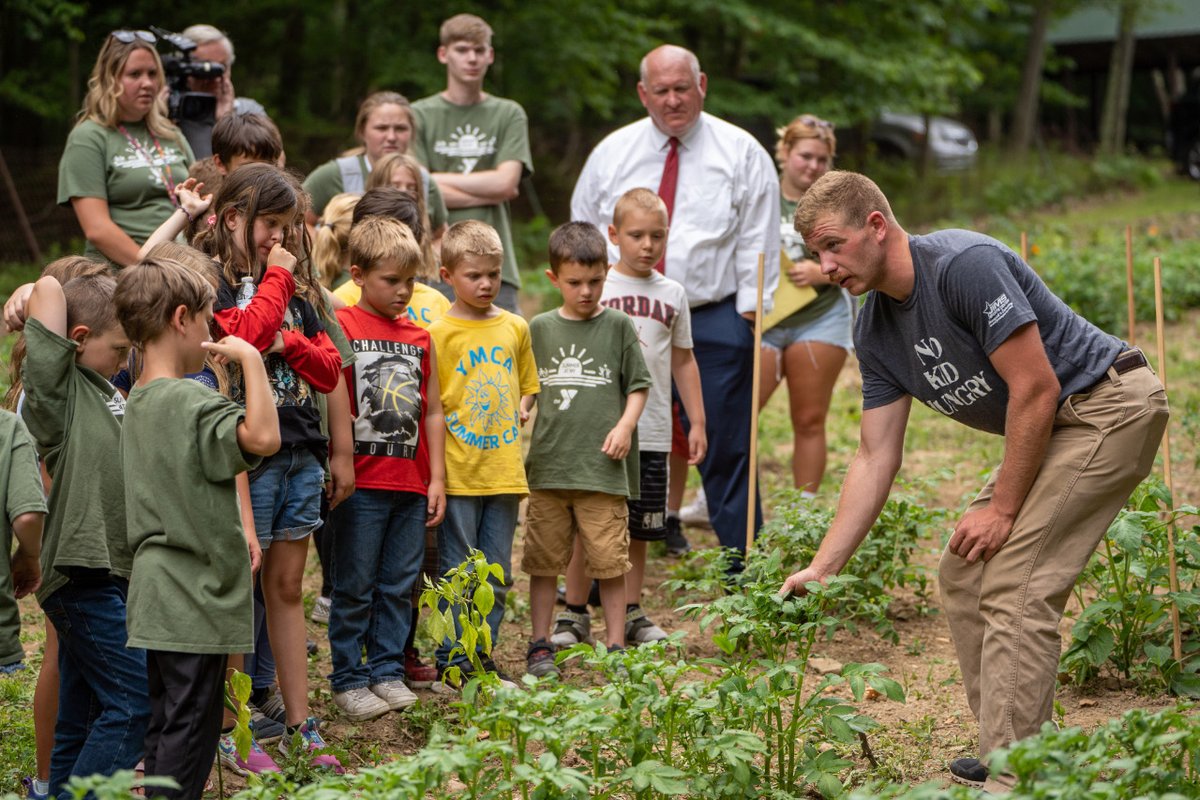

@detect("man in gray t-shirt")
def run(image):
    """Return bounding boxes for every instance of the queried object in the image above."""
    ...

[779,172,1168,792]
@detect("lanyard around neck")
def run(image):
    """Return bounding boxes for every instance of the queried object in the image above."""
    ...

[117,124,178,206]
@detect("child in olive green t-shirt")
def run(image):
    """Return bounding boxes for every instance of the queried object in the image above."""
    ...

[520,223,650,677]
[0,410,47,674]
[115,257,281,798]
[12,271,144,795]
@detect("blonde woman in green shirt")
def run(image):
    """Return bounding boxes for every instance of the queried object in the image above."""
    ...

[57,31,194,267]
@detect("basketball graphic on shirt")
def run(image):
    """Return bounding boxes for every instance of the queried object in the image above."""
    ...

[353,346,423,459]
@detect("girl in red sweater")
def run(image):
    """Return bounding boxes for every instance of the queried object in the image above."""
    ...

[195,164,343,772]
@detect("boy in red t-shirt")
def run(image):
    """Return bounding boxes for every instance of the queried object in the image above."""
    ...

[329,216,446,721]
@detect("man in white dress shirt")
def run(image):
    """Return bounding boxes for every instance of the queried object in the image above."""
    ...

[571,45,780,558]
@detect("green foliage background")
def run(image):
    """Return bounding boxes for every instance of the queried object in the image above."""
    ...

[1,0,1043,211]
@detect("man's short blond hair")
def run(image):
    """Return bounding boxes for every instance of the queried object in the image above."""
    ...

[350,216,422,275]
[794,170,895,238]
[441,220,503,272]
[440,14,492,46]
[613,188,668,229]
[114,258,216,346]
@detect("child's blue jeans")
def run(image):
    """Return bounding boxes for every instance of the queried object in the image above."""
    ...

[435,494,518,671]
[40,574,149,797]
[328,488,426,692]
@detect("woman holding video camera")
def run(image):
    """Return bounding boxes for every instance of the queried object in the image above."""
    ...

[58,30,194,266]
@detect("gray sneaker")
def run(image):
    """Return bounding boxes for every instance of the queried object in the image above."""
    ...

[310,596,331,625]
[332,686,389,722]
[526,639,560,678]
[370,681,418,711]
[949,757,988,788]
[550,609,594,647]
[250,708,285,744]
[254,687,286,726]
[664,517,691,557]
[625,607,668,644]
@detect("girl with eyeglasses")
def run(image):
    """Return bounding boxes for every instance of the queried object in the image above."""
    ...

[58,30,195,267]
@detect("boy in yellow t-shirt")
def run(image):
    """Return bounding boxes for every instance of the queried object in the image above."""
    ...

[428,220,538,686]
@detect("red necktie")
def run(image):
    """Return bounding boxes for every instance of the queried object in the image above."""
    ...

[655,136,679,274]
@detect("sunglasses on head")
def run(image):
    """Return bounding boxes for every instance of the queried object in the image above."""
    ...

[799,115,834,131]
[111,30,156,44]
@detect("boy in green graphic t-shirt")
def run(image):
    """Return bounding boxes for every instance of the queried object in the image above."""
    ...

[411,13,533,314]
[115,257,281,797]
[520,222,651,679]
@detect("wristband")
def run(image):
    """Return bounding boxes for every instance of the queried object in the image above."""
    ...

[180,207,196,222]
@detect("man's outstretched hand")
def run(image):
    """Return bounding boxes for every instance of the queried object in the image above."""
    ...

[778,565,828,598]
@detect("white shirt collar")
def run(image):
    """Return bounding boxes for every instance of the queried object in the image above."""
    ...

[648,112,706,151]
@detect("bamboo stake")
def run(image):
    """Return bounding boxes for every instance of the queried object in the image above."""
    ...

[1153,256,1183,661]
[747,252,765,552]
[1020,231,1028,262]
[1125,225,1136,346]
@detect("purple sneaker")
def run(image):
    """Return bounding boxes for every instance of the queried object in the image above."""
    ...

[279,716,344,773]
[216,732,281,775]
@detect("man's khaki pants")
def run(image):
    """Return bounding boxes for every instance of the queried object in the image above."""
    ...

[938,363,1169,759]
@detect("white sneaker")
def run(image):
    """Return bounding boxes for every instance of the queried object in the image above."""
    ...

[310,596,331,625]
[370,681,418,711]
[679,488,711,528]
[331,686,390,722]
[550,610,593,647]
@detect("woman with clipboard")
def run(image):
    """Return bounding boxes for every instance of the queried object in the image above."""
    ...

[759,115,852,498]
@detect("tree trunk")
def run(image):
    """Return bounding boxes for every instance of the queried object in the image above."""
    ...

[1099,0,1138,155]
[1010,0,1054,156]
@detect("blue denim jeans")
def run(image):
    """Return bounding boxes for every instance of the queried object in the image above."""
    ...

[435,494,518,670]
[245,582,275,692]
[328,488,426,692]
[248,446,324,549]
[41,575,149,798]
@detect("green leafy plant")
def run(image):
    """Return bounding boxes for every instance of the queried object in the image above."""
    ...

[419,548,505,691]
[1060,480,1200,696]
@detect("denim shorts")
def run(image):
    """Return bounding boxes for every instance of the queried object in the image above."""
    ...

[248,446,324,549]
[763,291,854,352]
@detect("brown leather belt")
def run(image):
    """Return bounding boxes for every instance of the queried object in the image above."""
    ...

[1087,348,1147,392]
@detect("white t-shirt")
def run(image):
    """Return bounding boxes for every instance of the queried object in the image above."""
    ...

[600,270,693,451]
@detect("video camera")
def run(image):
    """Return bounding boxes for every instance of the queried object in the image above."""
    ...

[149,26,224,157]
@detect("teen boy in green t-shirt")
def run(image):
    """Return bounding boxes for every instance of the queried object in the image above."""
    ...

[411,13,533,313]
[115,257,281,799]
[521,222,651,677]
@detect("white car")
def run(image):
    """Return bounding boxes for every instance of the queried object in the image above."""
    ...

[870,112,979,171]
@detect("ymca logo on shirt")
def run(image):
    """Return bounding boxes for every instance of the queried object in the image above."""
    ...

[351,339,425,459]
[446,345,520,451]
[433,125,497,174]
[539,344,612,412]
[984,293,1015,328]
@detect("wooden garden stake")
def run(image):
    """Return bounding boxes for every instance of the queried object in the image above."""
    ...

[1020,231,1028,262]
[1125,225,1136,346]
[747,252,765,551]
[1153,256,1183,661]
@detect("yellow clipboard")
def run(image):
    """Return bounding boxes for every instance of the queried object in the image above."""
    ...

[763,251,817,331]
